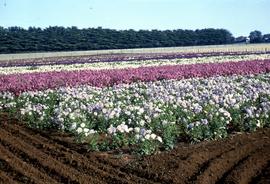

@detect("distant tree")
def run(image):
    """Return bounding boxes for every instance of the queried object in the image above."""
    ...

[0,26,236,53]
[234,36,248,43]
[263,34,270,43]
[249,30,263,43]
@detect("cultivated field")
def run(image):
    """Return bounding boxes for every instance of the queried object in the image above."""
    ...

[0,45,270,183]
[0,43,270,61]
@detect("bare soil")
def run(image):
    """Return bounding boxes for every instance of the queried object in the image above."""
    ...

[0,114,269,184]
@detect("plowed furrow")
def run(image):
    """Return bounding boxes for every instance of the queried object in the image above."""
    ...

[88,156,161,184]
[221,146,270,184]
[0,156,34,183]
[250,161,270,184]
[0,128,101,184]
[0,144,58,184]
[159,131,270,184]
[0,139,71,183]
[188,147,237,182]
[123,137,242,184]
[120,166,172,184]
[128,136,244,184]
[2,123,158,184]
[194,138,270,184]
[168,144,235,183]
[0,170,20,184]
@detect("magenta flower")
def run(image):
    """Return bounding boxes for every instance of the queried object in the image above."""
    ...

[1,60,270,94]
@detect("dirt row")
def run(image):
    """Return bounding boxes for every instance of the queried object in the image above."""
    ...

[0,115,270,184]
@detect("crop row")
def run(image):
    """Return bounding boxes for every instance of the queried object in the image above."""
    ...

[1,54,270,75]
[0,60,269,94]
[1,73,270,154]
[1,51,269,68]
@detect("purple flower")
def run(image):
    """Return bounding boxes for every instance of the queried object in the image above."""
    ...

[1,60,270,94]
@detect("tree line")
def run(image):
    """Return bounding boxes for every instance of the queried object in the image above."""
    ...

[0,26,269,53]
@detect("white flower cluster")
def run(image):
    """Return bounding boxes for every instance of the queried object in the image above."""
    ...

[107,123,133,134]
[0,91,16,110]
[75,123,96,137]
[1,54,270,75]
[134,127,162,143]
[20,103,49,122]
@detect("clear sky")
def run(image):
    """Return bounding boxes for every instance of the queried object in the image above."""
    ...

[0,0,269,37]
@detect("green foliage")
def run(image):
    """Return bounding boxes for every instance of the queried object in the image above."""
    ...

[137,139,159,155]
[249,30,263,43]
[162,124,178,150]
[0,26,235,53]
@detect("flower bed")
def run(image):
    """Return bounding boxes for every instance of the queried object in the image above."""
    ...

[1,52,270,155]
[1,73,270,154]
[1,53,270,75]
[1,60,270,94]
[1,51,269,68]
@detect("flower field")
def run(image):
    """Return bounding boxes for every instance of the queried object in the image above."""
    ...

[1,50,270,155]
[1,48,270,183]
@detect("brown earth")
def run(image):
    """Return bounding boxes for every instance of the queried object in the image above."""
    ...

[0,114,270,184]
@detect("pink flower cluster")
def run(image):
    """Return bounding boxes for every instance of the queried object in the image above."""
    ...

[1,60,270,94]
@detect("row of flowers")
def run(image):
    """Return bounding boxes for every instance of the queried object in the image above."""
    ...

[1,59,270,94]
[1,51,269,68]
[1,73,270,154]
[1,54,270,75]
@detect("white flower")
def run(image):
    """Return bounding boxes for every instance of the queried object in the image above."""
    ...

[107,125,116,134]
[156,136,163,143]
[246,109,253,117]
[144,115,150,120]
[134,127,140,133]
[146,129,152,134]
[150,133,157,140]
[153,113,159,118]
[89,129,96,134]
[162,120,168,126]
[256,120,261,127]
[77,127,83,133]
[80,123,86,128]
[69,112,76,120]
[102,108,107,114]
[84,128,89,133]
[109,111,115,119]
[21,109,26,115]
[70,123,77,130]
[135,134,140,140]
[145,134,151,140]
[117,123,129,133]
[139,120,145,126]
[138,108,144,115]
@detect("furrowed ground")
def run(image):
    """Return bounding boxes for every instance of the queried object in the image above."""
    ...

[0,113,269,184]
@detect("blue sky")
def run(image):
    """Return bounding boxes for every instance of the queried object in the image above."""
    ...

[0,0,269,36]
